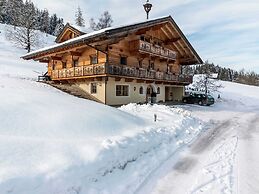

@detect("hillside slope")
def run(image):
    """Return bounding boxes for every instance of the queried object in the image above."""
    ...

[0,24,203,194]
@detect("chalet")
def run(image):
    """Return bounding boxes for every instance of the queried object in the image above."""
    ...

[22,16,203,106]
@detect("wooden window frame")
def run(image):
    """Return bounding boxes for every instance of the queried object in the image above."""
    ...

[62,61,67,69]
[149,60,155,70]
[72,59,79,67]
[52,61,57,70]
[90,55,98,65]
[120,56,127,65]
[138,60,143,68]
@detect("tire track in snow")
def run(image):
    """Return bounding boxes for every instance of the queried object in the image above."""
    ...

[238,114,259,194]
[191,120,231,154]
[147,118,238,194]
[190,136,238,194]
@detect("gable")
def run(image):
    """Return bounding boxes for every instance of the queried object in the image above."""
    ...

[23,16,203,65]
[134,20,202,65]
[55,23,85,43]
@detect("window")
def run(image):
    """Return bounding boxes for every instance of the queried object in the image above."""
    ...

[138,60,143,68]
[62,61,67,69]
[120,56,127,65]
[116,85,129,96]
[90,55,98,64]
[139,86,144,94]
[167,64,172,73]
[72,59,79,67]
[157,87,160,94]
[91,83,97,94]
[148,60,154,70]
[52,63,55,70]
[147,87,151,95]
[150,62,154,70]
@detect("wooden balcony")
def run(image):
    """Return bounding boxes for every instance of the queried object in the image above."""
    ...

[51,63,106,80]
[130,40,177,60]
[107,64,192,83]
[50,63,192,84]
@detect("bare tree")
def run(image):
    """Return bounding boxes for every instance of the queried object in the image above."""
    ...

[75,6,85,27]
[6,0,39,52]
[90,11,113,31]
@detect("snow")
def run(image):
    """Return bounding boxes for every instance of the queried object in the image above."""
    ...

[69,23,93,34]
[0,24,204,194]
[139,75,259,194]
[2,23,259,194]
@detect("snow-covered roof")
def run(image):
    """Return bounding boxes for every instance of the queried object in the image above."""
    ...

[22,15,203,64]
[210,73,219,79]
[69,24,93,34]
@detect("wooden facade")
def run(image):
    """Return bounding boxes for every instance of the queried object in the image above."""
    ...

[23,16,202,105]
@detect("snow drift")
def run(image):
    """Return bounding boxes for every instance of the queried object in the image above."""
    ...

[0,24,204,194]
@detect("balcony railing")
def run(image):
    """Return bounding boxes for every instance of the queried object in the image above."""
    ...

[134,40,177,60]
[107,64,192,83]
[51,63,192,83]
[51,63,106,79]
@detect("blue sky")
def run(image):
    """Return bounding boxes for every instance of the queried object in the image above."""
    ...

[33,0,259,73]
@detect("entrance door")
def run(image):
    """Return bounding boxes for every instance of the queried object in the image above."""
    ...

[146,85,157,103]
[165,87,173,101]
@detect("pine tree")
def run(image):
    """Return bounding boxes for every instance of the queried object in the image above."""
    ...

[40,9,50,33]
[54,18,64,36]
[0,0,6,23]
[49,13,58,35]
[75,6,85,27]
[6,0,39,52]
[90,11,113,30]
[3,0,23,26]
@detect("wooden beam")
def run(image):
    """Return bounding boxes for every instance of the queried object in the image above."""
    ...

[164,37,181,45]
[155,81,163,84]
[125,78,134,82]
[39,59,49,63]
[115,77,121,82]
[180,61,197,66]
[166,23,193,59]
[163,25,185,56]
[95,77,103,81]
[51,56,62,61]
[135,29,148,35]
[137,80,145,83]
[70,51,82,57]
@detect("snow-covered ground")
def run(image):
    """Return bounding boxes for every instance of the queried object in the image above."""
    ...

[1,23,259,194]
[138,78,259,194]
[0,24,204,194]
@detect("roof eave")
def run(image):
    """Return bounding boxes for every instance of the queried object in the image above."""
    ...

[167,16,203,64]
